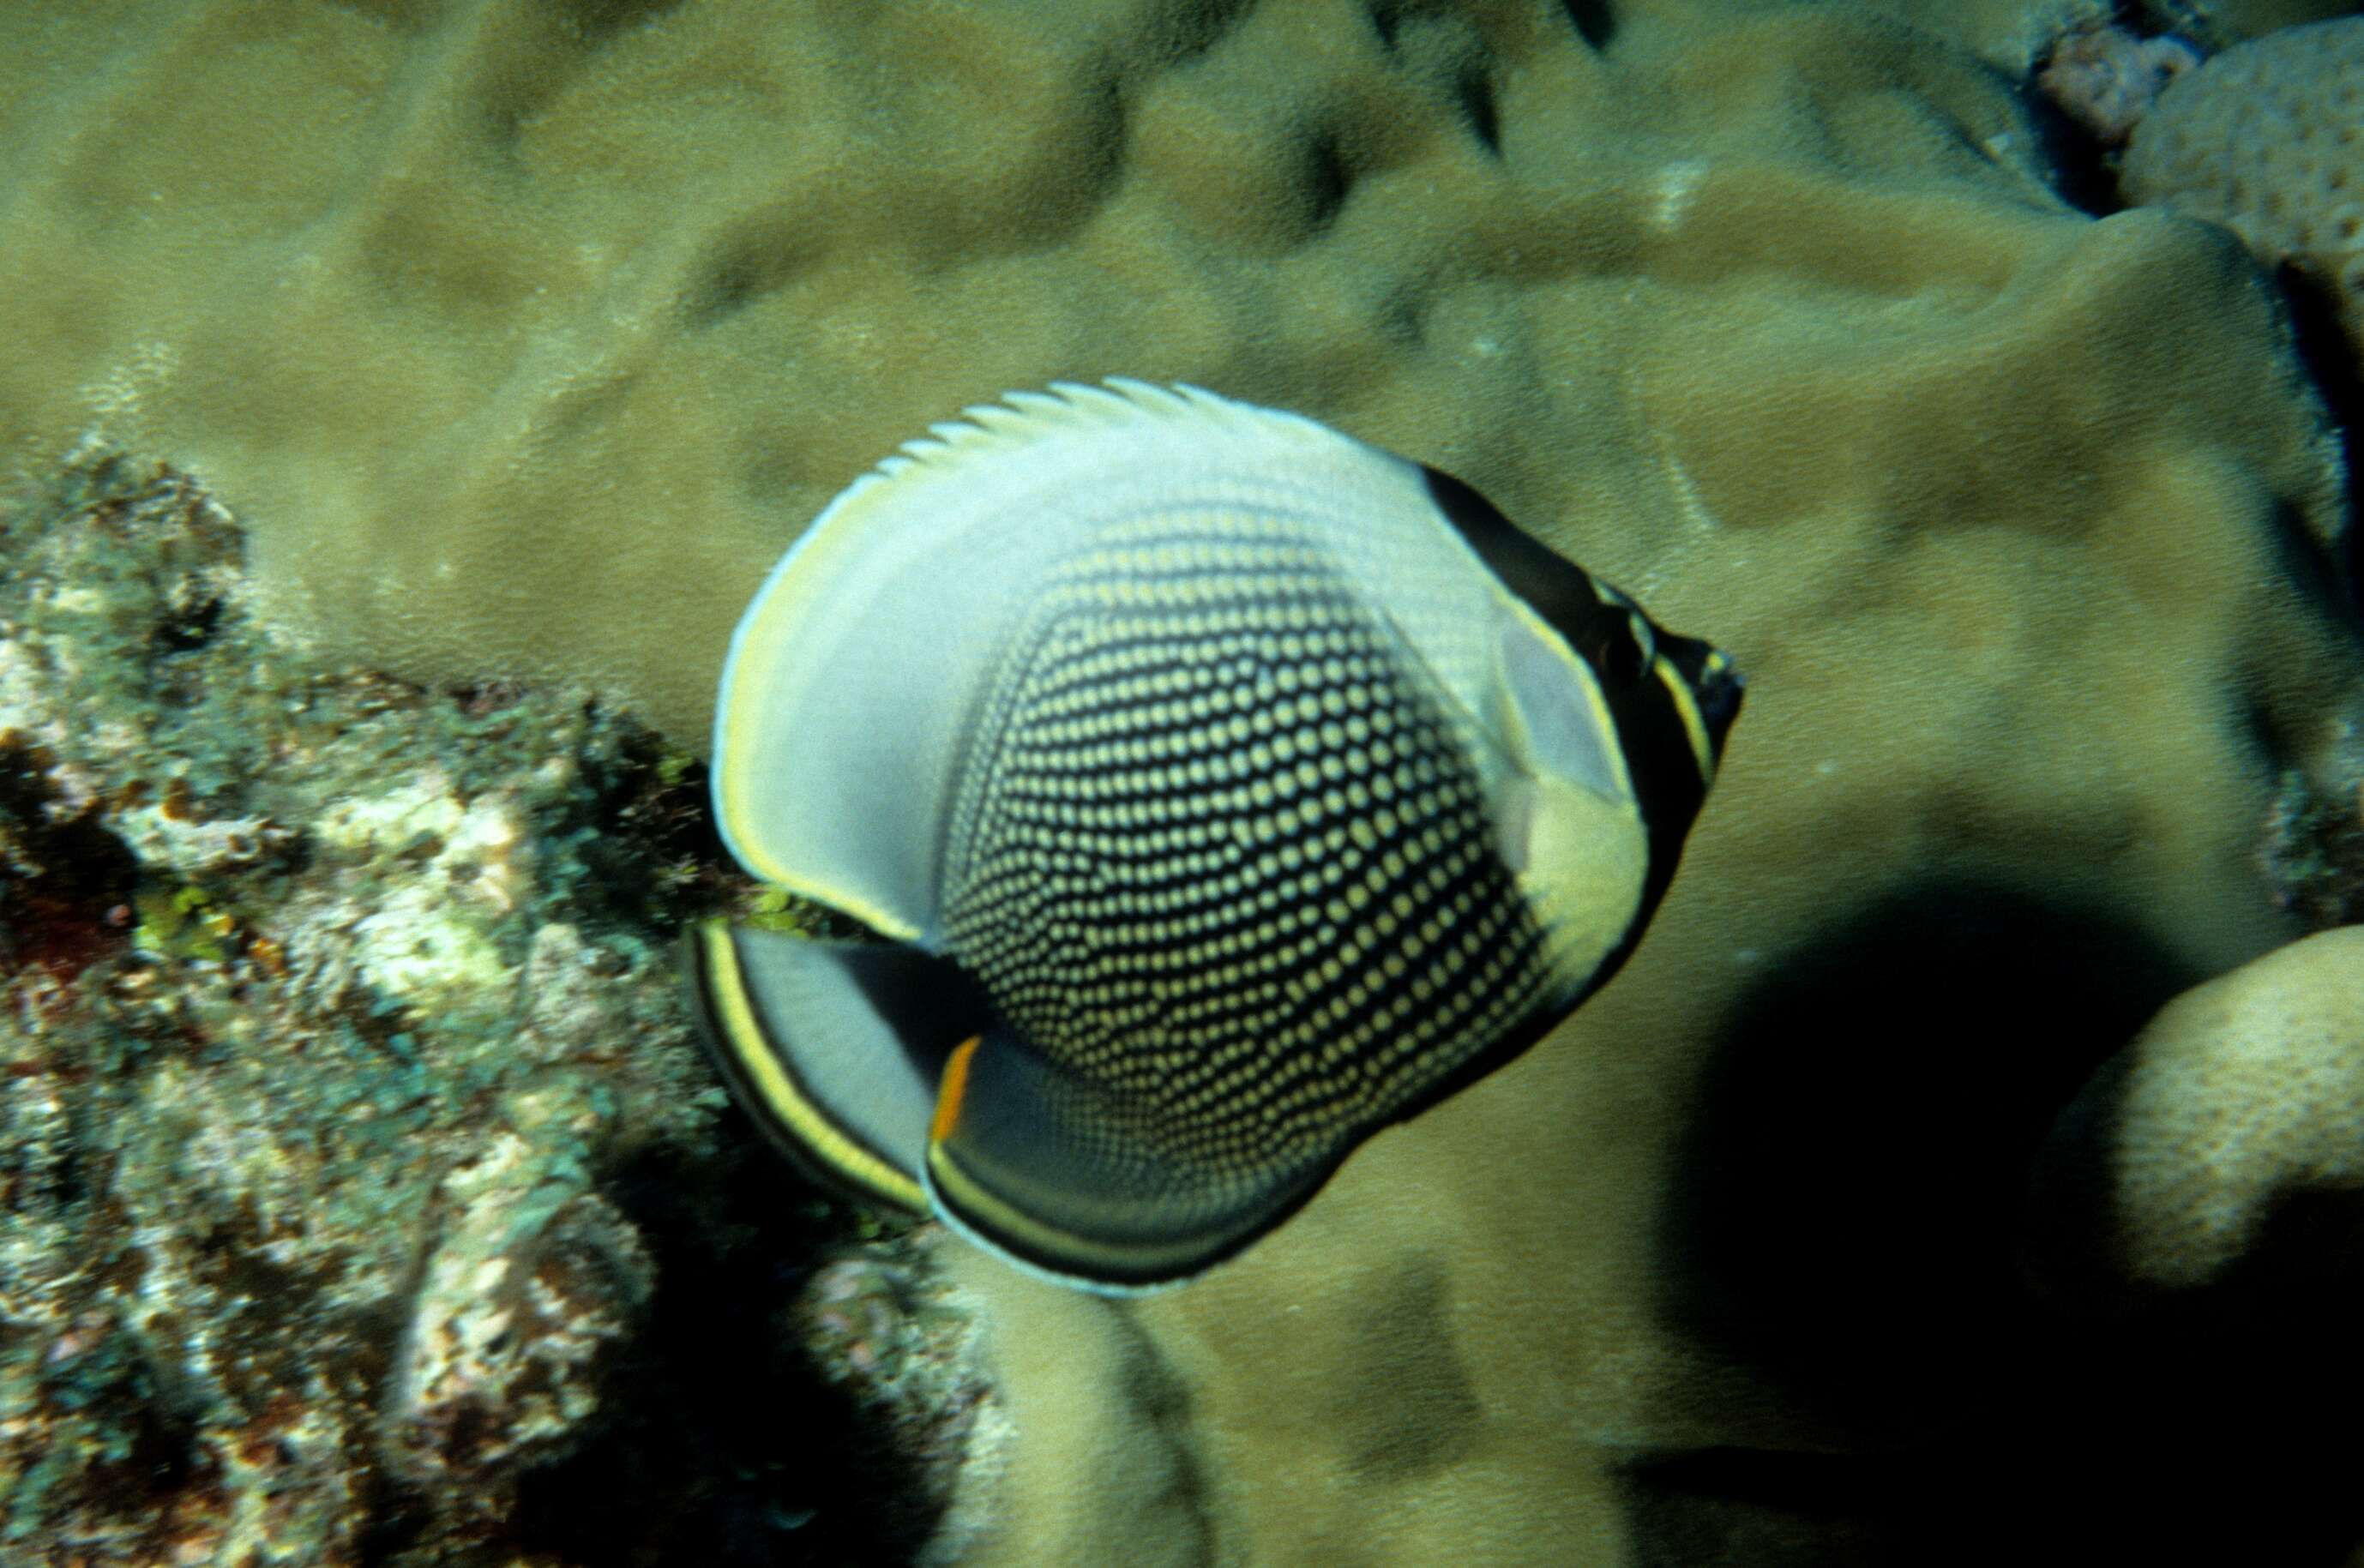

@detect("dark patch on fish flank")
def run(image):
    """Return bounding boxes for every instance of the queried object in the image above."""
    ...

[1417,463,1617,648]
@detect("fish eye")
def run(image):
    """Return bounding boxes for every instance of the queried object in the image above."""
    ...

[1594,614,1651,686]
[1627,613,1657,670]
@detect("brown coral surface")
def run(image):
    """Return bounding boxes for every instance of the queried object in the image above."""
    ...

[0,2,2360,1565]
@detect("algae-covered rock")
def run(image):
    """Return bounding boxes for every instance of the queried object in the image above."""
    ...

[0,2,2359,1565]
[0,451,990,1565]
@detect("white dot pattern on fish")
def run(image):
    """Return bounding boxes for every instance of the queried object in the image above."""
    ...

[942,514,1551,1177]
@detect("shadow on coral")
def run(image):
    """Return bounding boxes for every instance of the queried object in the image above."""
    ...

[1659,881,2188,1422]
[507,1142,938,1567]
[1640,881,2363,1564]
[2019,82,2123,222]
[557,0,689,47]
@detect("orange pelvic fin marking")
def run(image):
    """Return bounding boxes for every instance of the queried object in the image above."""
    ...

[932,1036,983,1144]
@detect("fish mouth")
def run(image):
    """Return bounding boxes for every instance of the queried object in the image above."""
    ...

[1657,629,1743,758]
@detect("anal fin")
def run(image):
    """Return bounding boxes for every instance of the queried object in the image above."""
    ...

[923,1033,1340,1294]
[684,921,990,1212]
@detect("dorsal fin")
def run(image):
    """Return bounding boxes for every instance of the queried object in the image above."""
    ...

[711,380,1463,944]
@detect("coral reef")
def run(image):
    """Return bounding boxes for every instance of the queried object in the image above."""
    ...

[0,2,2358,1565]
[2015,927,2364,1568]
[0,449,988,1564]
[2122,17,2364,363]
[2031,925,2364,1296]
[0,0,2161,742]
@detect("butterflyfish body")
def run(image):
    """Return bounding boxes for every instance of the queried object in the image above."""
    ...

[688,380,1741,1293]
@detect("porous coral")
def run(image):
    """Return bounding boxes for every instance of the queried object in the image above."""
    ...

[2031,925,2364,1296]
[1873,0,2355,75]
[2122,16,2364,363]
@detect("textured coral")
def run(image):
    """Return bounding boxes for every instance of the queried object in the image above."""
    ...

[2013,927,2364,1560]
[2122,17,2364,362]
[791,1251,1005,1557]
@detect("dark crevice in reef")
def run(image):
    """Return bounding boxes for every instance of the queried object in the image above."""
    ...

[1562,0,1615,51]
[2274,262,2364,621]
[1131,0,1260,73]
[0,731,140,982]
[1451,61,1501,156]
[1298,126,1356,234]
[1363,5,1503,158]
[511,1141,940,1567]
[2019,81,2124,220]
[556,0,689,48]
[562,721,738,934]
